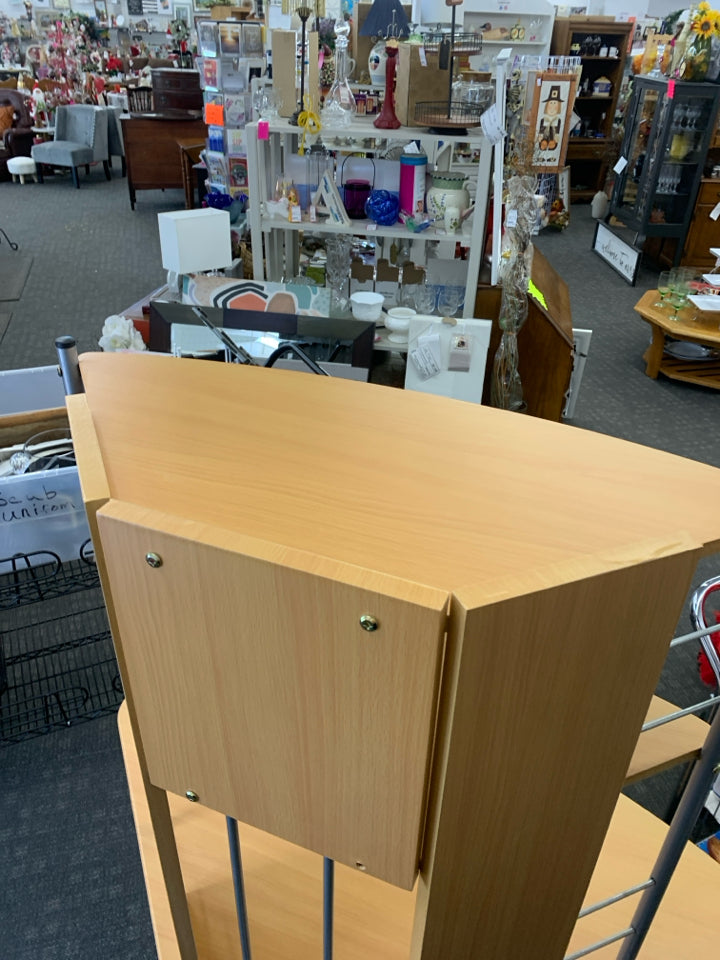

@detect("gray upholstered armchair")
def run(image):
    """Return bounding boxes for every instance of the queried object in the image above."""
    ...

[32,104,110,188]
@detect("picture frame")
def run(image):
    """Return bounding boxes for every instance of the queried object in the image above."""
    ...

[197,17,218,56]
[592,221,641,285]
[174,2,191,24]
[219,21,243,57]
[242,21,263,57]
[528,72,578,173]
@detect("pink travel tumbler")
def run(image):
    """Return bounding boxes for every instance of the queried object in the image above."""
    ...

[399,154,427,215]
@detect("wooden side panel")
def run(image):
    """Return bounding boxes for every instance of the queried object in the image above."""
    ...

[412,541,700,960]
[68,395,199,960]
[97,501,448,890]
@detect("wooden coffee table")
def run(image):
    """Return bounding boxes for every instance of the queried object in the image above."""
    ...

[634,289,720,389]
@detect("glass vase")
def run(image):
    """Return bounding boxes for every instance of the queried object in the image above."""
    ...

[681,32,712,81]
[322,19,356,128]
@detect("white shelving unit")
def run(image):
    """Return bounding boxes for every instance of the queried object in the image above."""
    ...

[244,117,493,318]
[463,0,556,69]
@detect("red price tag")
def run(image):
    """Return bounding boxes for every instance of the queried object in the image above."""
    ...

[667,79,675,99]
[258,120,269,139]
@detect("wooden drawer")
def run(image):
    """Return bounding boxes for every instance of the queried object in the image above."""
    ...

[697,178,720,204]
[567,139,610,160]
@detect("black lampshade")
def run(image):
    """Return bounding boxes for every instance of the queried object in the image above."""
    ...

[359,0,410,38]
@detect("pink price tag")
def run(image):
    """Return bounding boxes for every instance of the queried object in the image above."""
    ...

[258,120,269,139]
[667,79,675,99]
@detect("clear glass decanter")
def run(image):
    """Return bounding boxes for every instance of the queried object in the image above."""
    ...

[322,18,356,128]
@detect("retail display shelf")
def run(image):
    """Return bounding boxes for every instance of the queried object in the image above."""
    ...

[260,215,472,245]
[118,702,720,960]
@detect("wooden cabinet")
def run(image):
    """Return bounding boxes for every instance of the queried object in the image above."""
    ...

[682,178,720,266]
[121,113,207,210]
[551,16,633,201]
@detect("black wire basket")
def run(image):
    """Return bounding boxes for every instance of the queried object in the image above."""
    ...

[415,100,485,131]
[421,31,483,56]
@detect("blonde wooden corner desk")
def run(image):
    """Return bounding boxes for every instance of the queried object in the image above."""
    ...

[68,353,720,960]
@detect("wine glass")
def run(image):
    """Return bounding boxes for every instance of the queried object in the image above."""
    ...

[667,268,691,320]
[438,286,461,318]
[414,283,437,315]
[397,284,418,309]
[655,271,671,309]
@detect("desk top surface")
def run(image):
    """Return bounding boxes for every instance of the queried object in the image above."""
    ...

[72,352,720,596]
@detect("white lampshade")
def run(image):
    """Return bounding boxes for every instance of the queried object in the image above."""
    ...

[158,208,233,275]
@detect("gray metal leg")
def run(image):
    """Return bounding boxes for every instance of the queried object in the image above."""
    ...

[226,817,252,960]
[616,705,720,959]
[324,857,334,960]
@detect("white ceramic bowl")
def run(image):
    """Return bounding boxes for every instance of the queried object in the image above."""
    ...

[385,307,415,343]
[350,291,384,321]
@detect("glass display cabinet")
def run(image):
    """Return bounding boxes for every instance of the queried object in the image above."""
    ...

[610,77,720,265]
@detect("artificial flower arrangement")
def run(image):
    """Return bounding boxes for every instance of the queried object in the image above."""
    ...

[99,315,147,353]
[690,1,720,39]
[681,2,720,80]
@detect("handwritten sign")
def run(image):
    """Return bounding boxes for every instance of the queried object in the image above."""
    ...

[0,467,91,565]
[592,221,640,285]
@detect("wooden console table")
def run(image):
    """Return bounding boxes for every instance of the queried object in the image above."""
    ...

[122,112,207,210]
[635,289,720,389]
[68,354,720,960]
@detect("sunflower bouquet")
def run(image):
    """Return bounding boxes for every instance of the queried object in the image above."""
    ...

[682,2,720,79]
[690,2,720,38]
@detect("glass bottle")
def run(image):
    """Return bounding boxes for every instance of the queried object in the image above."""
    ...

[322,18,356,128]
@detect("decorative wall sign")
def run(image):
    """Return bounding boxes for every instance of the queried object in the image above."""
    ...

[592,221,641,285]
[528,72,578,173]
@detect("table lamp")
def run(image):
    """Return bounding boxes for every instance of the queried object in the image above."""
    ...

[157,208,233,295]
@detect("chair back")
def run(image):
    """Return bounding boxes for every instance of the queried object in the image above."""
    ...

[106,105,124,158]
[54,104,109,161]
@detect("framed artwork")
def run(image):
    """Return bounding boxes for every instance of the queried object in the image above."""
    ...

[219,22,242,56]
[53,0,71,8]
[242,21,263,57]
[197,18,217,56]
[174,2,191,23]
[528,72,578,173]
[94,0,107,21]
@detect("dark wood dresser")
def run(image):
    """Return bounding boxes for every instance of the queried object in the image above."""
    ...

[151,69,204,112]
[121,112,207,209]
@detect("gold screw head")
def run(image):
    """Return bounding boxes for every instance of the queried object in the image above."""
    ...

[359,615,379,632]
[145,552,163,568]
[186,790,199,802]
